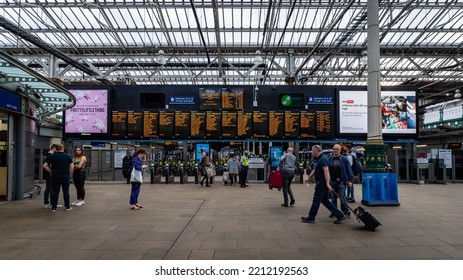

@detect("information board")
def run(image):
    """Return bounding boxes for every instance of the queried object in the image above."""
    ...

[159,111,174,138]
[222,88,244,110]
[111,111,127,137]
[127,111,143,137]
[143,111,159,138]
[300,111,316,138]
[199,88,221,110]
[253,111,269,138]
[316,111,331,138]
[237,111,252,138]
[269,111,284,138]
[222,111,237,138]
[175,111,190,137]
[206,111,221,138]
[190,111,206,138]
[285,111,300,138]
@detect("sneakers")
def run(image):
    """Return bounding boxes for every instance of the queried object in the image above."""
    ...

[71,201,80,206]
[290,199,295,206]
[334,215,347,224]
[65,207,73,211]
[75,201,85,206]
[281,203,289,207]
[347,198,356,203]
[50,208,56,213]
[301,217,315,223]
[43,204,51,209]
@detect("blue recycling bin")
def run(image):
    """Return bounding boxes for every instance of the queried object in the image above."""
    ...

[361,173,400,206]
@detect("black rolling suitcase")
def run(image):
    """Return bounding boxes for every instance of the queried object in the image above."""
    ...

[332,189,382,231]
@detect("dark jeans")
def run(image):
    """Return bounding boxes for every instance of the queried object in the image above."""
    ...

[130,182,141,205]
[200,174,210,186]
[330,180,350,215]
[73,170,86,200]
[44,177,52,204]
[239,166,248,186]
[230,174,237,184]
[307,180,344,221]
[282,169,295,204]
[51,178,71,210]
[347,183,355,200]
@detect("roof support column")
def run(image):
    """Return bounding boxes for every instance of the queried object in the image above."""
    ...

[49,55,58,78]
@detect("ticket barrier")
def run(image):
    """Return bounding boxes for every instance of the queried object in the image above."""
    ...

[164,164,175,184]
[150,163,163,184]
[430,159,447,184]
[179,164,188,184]
[409,163,433,184]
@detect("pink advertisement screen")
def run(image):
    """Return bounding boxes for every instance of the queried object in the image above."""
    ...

[64,89,108,134]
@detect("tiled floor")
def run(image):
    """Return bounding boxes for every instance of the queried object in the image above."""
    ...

[0,179,462,260]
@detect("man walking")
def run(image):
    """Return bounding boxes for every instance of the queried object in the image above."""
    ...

[278,147,297,207]
[42,144,57,208]
[328,144,353,218]
[301,145,346,224]
[43,144,74,212]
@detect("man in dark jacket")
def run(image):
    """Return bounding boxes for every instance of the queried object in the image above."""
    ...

[42,144,58,208]
[122,152,133,184]
[328,144,353,218]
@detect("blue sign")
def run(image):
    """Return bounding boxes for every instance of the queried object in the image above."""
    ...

[0,88,21,112]
[270,146,283,168]
[195,143,210,162]
[169,96,195,105]
[307,96,333,104]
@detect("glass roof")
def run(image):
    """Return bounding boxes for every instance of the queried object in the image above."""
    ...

[0,0,462,105]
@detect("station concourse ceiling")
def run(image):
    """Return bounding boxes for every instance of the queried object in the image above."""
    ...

[0,0,462,115]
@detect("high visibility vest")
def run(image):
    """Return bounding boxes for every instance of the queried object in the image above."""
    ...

[241,156,249,166]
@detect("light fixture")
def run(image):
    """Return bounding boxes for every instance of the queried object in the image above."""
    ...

[360,50,368,66]
[253,50,264,65]
[392,146,402,149]
[416,144,427,148]
[455,89,461,99]
[157,50,167,65]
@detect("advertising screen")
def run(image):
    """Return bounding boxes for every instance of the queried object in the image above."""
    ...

[65,89,108,134]
[270,146,283,168]
[195,143,210,162]
[279,93,304,109]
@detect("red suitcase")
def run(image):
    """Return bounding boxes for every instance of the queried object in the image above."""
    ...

[268,170,284,191]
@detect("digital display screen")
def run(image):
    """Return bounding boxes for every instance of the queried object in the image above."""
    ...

[237,111,252,138]
[206,111,221,138]
[270,146,283,168]
[65,89,108,134]
[199,88,221,110]
[190,111,206,138]
[300,111,316,138]
[127,111,143,137]
[175,111,190,137]
[159,111,174,138]
[143,111,158,138]
[285,111,299,138]
[196,143,210,162]
[111,111,127,137]
[269,111,284,138]
[253,111,269,138]
[0,88,21,112]
[222,88,244,110]
[222,111,237,138]
[316,111,331,138]
[279,93,304,109]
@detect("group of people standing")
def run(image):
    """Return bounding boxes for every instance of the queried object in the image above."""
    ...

[200,151,250,188]
[42,144,87,212]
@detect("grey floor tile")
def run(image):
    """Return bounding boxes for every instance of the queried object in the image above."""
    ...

[213,249,262,260]
[384,246,452,259]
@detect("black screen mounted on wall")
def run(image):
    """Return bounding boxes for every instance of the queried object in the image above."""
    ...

[140,93,166,109]
[279,93,304,109]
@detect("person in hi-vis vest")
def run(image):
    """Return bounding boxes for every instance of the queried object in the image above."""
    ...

[239,151,249,188]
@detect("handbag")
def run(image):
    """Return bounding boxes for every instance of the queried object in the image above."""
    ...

[206,165,216,177]
[130,168,143,183]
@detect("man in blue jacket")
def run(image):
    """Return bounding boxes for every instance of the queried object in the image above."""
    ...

[328,144,353,218]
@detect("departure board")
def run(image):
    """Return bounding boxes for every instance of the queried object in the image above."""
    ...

[159,111,174,138]
[127,111,143,137]
[300,111,316,138]
[253,111,269,138]
[175,111,190,137]
[285,111,300,138]
[316,111,332,138]
[269,111,284,138]
[199,88,221,110]
[206,111,221,138]
[237,111,252,138]
[111,111,127,137]
[190,111,206,138]
[143,111,159,138]
[222,88,244,110]
[222,111,237,138]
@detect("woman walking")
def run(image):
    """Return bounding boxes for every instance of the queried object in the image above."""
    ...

[130,149,148,210]
[72,147,87,207]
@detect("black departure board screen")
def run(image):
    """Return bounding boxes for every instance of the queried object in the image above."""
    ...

[199,88,221,110]
[111,111,127,137]
[206,111,221,138]
[143,111,159,138]
[285,111,300,138]
[269,111,284,138]
[237,111,252,138]
[127,111,143,137]
[159,111,174,138]
[222,88,244,110]
[316,111,332,138]
[253,111,269,138]
[175,111,190,138]
[300,111,316,138]
[190,111,206,138]
[222,111,237,138]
